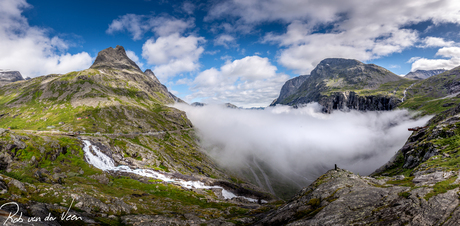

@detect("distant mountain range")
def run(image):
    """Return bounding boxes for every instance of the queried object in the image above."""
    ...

[192,102,265,110]
[0,70,24,86]
[405,69,446,80]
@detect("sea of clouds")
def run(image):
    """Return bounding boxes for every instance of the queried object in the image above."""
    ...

[175,103,431,182]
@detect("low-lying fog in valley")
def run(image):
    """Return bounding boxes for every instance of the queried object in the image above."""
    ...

[175,103,431,192]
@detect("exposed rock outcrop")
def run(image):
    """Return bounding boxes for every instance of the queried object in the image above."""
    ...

[90,45,141,71]
[256,168,460,225]
[318,91,400,113]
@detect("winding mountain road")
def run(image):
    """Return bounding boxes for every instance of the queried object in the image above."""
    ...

[12,128,194,137]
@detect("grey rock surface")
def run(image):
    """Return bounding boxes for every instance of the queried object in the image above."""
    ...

[412,171,454,186]
[318,91,400,113]
[121,214,236,226]
[256,169,460,226]
[90,45,142,71]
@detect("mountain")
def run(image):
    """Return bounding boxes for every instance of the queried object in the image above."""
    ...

[0,70,23,87]
[191,102,206,107]
[225,103,238,109]
[0,46,275,225]
[191,102,238,109]
[271,58,414,112]
[405,69,446,80]
[90,45,141,71]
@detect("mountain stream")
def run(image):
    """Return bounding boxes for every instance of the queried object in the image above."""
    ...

[82,140,263,203]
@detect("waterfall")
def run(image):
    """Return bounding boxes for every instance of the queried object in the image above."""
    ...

[401,83,416,102]
[83,140,115,171]
[82,140,263,203]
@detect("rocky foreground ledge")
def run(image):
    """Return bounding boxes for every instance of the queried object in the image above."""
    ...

[256,168,460,225]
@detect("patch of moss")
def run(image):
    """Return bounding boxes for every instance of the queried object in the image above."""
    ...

[424,176,459,200]
[399,191,410,199]
[386,177,415,187]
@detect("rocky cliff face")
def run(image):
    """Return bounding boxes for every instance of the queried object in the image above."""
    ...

[405,69,446,80]
[271,58,410,111]
[0,71,23,86]
[318,91,401,113]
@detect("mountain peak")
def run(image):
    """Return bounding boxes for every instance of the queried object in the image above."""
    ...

[317,58,362,67]
[90,45,141,71]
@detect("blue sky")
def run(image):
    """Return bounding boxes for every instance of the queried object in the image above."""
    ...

[1,0,460,107]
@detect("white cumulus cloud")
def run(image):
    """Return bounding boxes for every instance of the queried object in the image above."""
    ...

[107,14,194,40]
[419,36,455,48]
[214,34,237,48]
[207,0,460,74]
[410,47,460,71]
[187,56,289,107]
[107,14,202,81]
[0,0,92,78]
[142,33,205,81]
